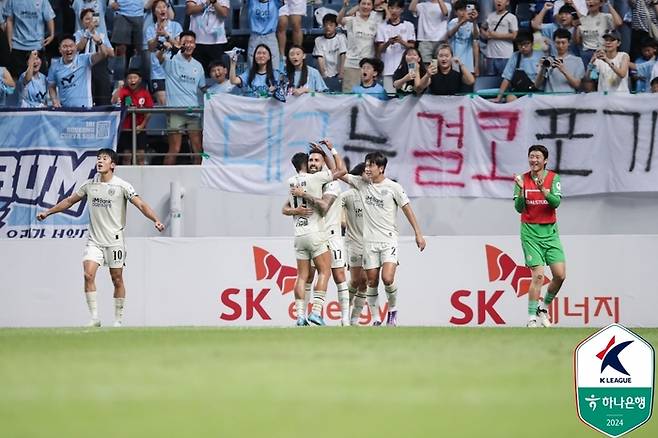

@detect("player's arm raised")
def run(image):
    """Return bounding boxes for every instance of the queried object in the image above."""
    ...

[317,139,347,180]
[130,196,165,232]
[36,193,84,221]
[401,203,426,251]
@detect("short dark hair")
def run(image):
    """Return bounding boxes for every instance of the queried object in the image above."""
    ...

[388,0,405,8]
[126,68,142,78]
[79,7,95,22]
[453,0,467,10]
[528,144,549,160]
[209,59,228,70]
[558,4,576,14]
[291,152,308,172]
[59,34,76,45]
[308,148,327,159]
[322,13,337,25]
[97,148,118,164]
[350,162,366,176]
[365,151,388,170]
[553,28,571,41]
[179,30,197,40]
[514,30,533,45]
[651,76,658,87]
[359,57,383,77]
[640,37,658,49]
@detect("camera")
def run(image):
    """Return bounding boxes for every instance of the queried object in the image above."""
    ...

[156,40,167,51]
[541,56,556,68]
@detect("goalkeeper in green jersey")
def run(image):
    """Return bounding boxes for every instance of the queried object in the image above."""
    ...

[513,145,566,328]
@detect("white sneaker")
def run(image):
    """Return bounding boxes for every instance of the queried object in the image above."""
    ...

[113,320,123,328]
[526,318,538,328]
[87,318,101,328]
[537,308,552,328]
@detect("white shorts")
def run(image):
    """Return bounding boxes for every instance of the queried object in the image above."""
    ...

[328,234,346,269]
[363,241,398,270]
[83,241,126,269]
[279,0,307,16]
[345,239,364,268]
[294,233,329,260]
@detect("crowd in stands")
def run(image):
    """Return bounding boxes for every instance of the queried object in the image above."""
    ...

[1,0,657,163]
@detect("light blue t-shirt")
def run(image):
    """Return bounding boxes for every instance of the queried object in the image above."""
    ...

[0,67,16,107]
[502,51,543,81]
[249,0,281,35]
[448,19,475,73]
[238,69,282,97]
[116,0,144,17]
[73,29,112,54]
[17,71,48,107]
[542,54,585,93]
[206,80,234,94]
[634,58,656,93]
[143,0,173,40]
[540,24,578,57]
[145,20,183,80]
[291,66,328,92]
[162,52,205,107]
[72,0,107,34]
[5,0,56,50]
[47,53,94,107]
[352,82,388,100]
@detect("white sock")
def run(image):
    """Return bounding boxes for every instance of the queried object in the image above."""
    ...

[385,283,398,312]
[304,283,313,309]
[336,282,349,321]
[312,289,326,315]
[85,291,98,320]
[114,297,125,323]
[351,290,366,324]
[366,286,380,323]
[295,298,306,319]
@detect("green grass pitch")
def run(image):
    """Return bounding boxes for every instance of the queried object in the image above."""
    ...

[1,327,656,438]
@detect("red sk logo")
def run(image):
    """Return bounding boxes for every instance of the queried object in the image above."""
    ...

[485,245,549,297]
[253,247,297,294]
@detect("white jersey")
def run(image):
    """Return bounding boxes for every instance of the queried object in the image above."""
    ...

[345,174,410,243]
[76,174,137,247]
[322,180,342,236]
[341,188,364,244]
[288,169,333,237]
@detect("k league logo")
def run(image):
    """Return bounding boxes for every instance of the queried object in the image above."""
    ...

[575,324,655,437]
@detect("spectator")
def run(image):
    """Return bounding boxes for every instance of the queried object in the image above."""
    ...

[481,0,518,76]
[285,44,328,95]
[351,57,388,100]
[590,29,630,93]
[75,8,115,106]
[109,0,145,80]
[143,0,174,37]
[17,50,48,107]
[409,0,452,65]
[532,3,580,57]
[186,0,230,76]
[630,38,657,92]
[48,34,108,107]
[651,75,658,91]
[392,47,432,96]
[276,0,305,67]
[338,0,383,93]
[146,0,183,105]
[4,0,55,78]
[628,0,658,61]
[71,0,108,34]
[111,69,153,165]
[446,0,480,76]
[247,0,282,72]
[156,30,205,165]
[426,43,475,95]
[0,64,16,106]
[575,0,623,66]
[375,0,416,93]
[534,28,584,93]
[496,31,542,102]
[205,59,234,94]
[229,43,281,97]
[312,13,347,92]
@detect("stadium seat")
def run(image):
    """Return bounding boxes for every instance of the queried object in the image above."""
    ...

[474,75,503,96]
[173,4,187,28]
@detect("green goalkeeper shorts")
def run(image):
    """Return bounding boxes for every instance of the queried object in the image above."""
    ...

[521,236,565,267]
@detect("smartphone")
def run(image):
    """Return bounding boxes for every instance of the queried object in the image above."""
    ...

[92,12,100,27]
[571,11,579,20]
[430,59,438,69]
[407,62,416,72]
[466,4,475,11]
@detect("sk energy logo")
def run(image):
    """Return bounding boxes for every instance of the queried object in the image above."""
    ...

[450,245,549,325]
[575,324,655,437]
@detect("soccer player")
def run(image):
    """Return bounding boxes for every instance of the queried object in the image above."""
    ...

[36,149,165,327]
[282,142,347,326]
[513,144,566,328]
[340,151,426,326]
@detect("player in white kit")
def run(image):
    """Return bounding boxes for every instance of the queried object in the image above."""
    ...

[341,151,426,326]
[282,141,346,326]
[37,149,165,327]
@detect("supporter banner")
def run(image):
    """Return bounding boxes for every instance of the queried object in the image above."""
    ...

[202,94,658,198]
[1,235,656,327]
[0,108,121,239]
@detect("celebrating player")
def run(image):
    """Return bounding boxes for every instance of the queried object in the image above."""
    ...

[341,151,426,326]
[36,149,165,327]
[513,144,566,328]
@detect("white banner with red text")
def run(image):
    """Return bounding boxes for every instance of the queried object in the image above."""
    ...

[1,235,656,327]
